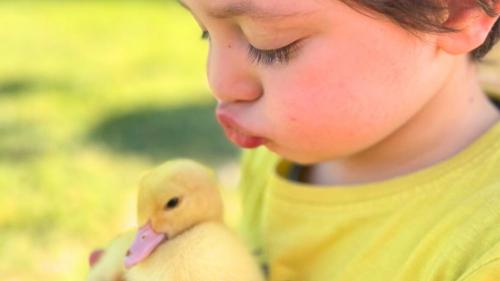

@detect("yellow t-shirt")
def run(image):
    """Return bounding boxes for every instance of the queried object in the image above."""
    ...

[238,111,500,279]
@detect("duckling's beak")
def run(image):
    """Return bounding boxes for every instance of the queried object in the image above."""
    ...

[124,222,166,269]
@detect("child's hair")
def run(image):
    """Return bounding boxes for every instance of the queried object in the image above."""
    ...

[340,0,500,62]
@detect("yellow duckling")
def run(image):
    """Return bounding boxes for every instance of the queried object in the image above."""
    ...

[122,159,265,281]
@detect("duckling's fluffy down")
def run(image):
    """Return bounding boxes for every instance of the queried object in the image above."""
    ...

[125,222,265,281]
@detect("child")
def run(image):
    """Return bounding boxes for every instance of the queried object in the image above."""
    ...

[178,0,500,280]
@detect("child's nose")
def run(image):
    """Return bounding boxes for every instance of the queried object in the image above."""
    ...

[207,44,262,104]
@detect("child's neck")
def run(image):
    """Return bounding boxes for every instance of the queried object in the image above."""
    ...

[307,56,500,186]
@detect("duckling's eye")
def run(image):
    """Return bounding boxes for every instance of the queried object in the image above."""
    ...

[164,197,180,210]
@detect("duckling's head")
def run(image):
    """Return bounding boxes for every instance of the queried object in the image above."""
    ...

[124,159,223,268]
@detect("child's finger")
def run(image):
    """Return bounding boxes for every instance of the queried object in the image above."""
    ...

[89,249,104,267]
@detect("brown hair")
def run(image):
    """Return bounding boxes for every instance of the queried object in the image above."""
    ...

[339,0,500,62]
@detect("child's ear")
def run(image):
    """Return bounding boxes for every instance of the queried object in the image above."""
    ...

[436,0,500,55]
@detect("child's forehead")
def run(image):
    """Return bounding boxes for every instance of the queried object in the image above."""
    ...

[184,0,324,19]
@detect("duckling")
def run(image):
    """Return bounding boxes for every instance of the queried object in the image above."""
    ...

[123,159,265,281]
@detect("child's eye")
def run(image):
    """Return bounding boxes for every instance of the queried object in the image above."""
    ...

[200,30,300,66]
[247,41,300,66]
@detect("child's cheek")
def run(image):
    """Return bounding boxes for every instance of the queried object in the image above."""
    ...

[271,72,385,159]
[275,88,348,144]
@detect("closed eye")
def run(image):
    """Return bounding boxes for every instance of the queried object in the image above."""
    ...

[247,41,300,65]
[200,30,301,66]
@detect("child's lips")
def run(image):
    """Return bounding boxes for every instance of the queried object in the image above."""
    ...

[216,111,267,149]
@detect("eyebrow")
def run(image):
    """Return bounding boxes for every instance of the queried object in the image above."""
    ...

[176,0,303,19]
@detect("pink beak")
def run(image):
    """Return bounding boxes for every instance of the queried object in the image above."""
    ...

[124,222,166,269]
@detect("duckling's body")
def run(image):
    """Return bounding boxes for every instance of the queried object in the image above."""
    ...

[89,159,264,281]
[126,222,264,281]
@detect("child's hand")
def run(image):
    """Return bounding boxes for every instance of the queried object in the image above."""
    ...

[87,232,134,281]
[89,249,104,267]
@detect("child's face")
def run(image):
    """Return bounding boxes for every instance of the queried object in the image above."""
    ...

[182,0,453,164]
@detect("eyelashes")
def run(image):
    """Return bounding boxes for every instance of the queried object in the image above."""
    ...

[247,42,299,65]
[200,30,299,66]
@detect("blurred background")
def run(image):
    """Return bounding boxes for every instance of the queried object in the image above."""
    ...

[0,1,240,280]
[0,1,499,280]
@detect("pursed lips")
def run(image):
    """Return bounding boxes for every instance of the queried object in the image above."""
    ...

[215,109,267,149]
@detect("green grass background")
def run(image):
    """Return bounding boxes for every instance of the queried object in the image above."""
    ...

[0,1,499,280]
